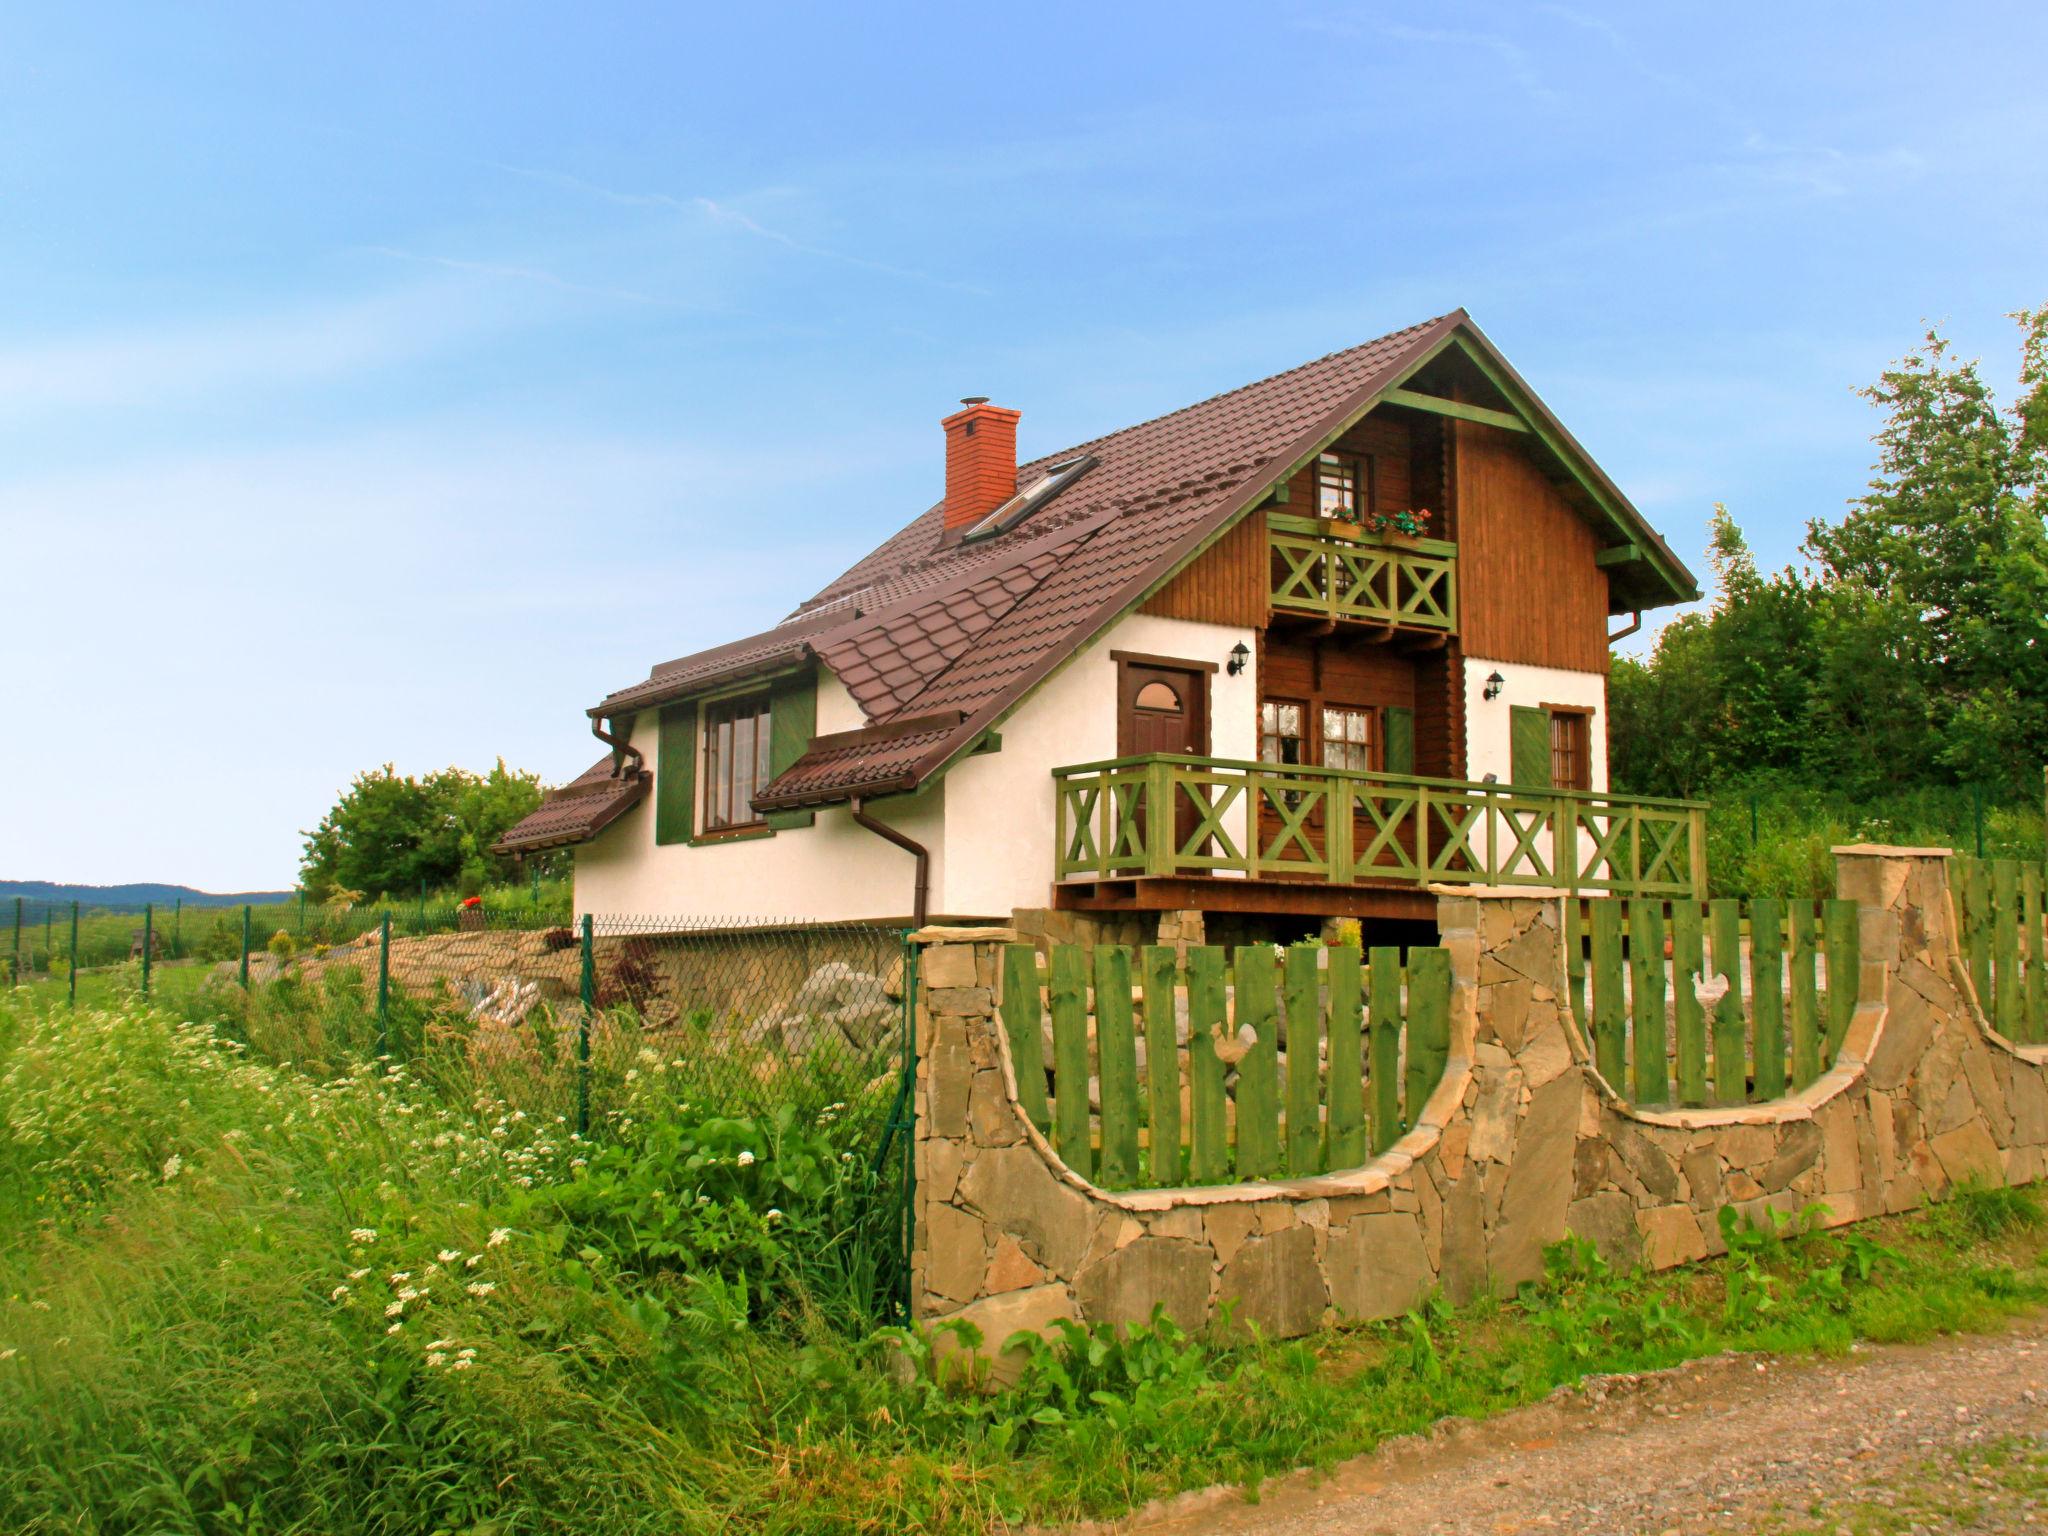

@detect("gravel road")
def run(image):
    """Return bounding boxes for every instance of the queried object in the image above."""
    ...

[1122,1321,2047,1535]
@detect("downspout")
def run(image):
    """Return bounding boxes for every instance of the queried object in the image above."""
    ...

[591,717,645,779]
[850,796,930,930]
[1606,610,1643,646]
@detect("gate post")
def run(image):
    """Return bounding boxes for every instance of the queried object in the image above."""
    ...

[577,914,594,1138]
[376,913,391,1059]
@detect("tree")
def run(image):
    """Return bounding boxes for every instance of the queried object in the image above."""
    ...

[299,760,546,902]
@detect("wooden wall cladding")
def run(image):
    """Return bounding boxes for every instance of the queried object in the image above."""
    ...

[1141,505,1270,627]
[1453,420,1610,674]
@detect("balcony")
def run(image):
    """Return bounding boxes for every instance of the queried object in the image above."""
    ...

[1267,513,1457,632]
[1053,754,1706,908]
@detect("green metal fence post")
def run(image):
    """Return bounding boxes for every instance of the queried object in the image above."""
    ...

[298,888,306,935]
[173,896,182,959]
[417,881,426,934]
[577,914,594,1138]
[141,904,153,998]
[377,913,391,1059]
[239,905,251,988]
[9,894,19,986]
[898,931,918,1321]
[1748,793,1759,848]
[531,863,541,908]
[68,902,79,1008]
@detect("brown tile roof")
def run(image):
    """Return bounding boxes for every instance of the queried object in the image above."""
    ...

[492,758,649,854]
[509,309,1698,845]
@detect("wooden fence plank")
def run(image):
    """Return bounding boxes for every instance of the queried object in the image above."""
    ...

[1823,898,1860,1062]
[1048,945,1093,1179]
[1788,902,1820,1088]
[1186,946,1230,1183]
[1404,947,1451,1123]
[2024,867,2045,1046]
[999,944,1051,1132]
[1963,857,1993,1010]
[1283,944,1324,1176]
[1141,945,1181,1184]
[1993,859,2022,1042]
[1233,945,1282,1180]
[1590,901,1628,1089]
[1670,899,1707,1107]
[1326,946,1367,1168]
[1751,897,1786,1101]
[1093,946,1140,1188]
[1368,945,1403,1152]
[1710,898,1747,1104]
[1629,899,1668,1105]
[1564,898,1588,1029]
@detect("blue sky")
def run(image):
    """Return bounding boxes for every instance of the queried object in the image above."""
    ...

[4,3,2045,890]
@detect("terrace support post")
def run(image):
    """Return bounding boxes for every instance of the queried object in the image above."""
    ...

[376,914,391,1060]
[239,906,251,988]
[67,902,78,1008]
[1144,757,1173,876]
[142,903,152,998]
[576,914,593,1139]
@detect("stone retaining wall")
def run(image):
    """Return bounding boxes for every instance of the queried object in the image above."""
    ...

[911,847,2048,1371]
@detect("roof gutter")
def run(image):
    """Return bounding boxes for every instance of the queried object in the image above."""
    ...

[849,796,930,930]
[1607,610,1644,646]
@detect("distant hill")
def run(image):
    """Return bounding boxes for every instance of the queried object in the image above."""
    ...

[0,880,296,912]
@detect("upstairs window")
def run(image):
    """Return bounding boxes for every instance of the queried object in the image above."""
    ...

[1315,452,1373,521]
[701,694,772,832]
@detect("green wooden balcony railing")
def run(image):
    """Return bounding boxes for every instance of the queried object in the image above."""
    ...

[1267,512,1457,631]
[1053,754,1708,900]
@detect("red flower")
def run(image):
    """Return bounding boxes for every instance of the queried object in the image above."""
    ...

[460,895,482,909]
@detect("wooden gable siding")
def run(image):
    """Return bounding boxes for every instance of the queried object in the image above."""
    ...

[1141,415,1432,628]
[1453,420,1610,673]
[1141,504,1269,626]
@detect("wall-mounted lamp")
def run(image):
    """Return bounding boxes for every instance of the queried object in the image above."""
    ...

[1483,670,1505,701]
[1227,642,1251,677]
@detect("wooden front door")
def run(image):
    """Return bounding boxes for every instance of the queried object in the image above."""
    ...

[1116,657,1211,861]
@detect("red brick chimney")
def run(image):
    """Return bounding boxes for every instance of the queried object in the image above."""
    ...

[941,396,1021,532]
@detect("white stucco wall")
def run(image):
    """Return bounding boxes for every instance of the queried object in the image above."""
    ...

[939,612,1259,918]
[1461,656,1608,792]
[570,674,945,922]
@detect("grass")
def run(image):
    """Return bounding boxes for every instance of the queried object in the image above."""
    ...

[1,985,2044,1534]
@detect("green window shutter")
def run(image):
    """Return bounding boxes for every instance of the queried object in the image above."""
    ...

[1509,706,1551,789]
[655,702,697,845]
[764,672,817,831]
[1382,706,1415,776]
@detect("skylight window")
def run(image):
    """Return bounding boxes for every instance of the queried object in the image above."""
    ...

[964,454,1095,539]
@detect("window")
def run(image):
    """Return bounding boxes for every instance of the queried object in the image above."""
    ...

[1259,700,1305,765]
[1550,709,1591,791]
[1321,706,1376,773]
[1315,452,1375,521]
[701,694,772,831]
[964,455,1097,539]
[1134,680,1181,712]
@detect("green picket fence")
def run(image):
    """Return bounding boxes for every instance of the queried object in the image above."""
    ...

[1567,897,1861,1109]
[996,942,1452,1191]
[1952,856,2048,1044]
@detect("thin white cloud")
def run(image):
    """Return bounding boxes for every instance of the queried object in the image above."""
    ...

[360,245,670,307]
[494,159,990,295]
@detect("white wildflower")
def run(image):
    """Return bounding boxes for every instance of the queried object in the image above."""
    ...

[451,1358,473,1371]
[426,1351,447,1368]
[736,1150,756,1167]
[765,1208,783,1222]
[427,1338,454,1350]
[487,1227,512,1247]
[330,1285,350,1302]
[457,1347,476,1360]
[437,1249,461,1264]
[465,1281,496,1298]
[388,1271,411,1283]
[386,1322,403,1335]
[384,1301,404,1318]
[30,1300,50,1312]
[161,1154,182,1181]
[396,1288,420,1303]
[348,1268,369,1281]
[350,1228,377,1244]
[0,1348,16,1361]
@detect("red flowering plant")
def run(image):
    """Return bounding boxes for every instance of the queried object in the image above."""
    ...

[1361,505,1432,538]
[460,895,483,910]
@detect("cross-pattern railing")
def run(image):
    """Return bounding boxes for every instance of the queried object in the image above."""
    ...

[1267,513,1457,631]
[1053,754,1708,900]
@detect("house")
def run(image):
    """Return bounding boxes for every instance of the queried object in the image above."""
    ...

[497,310,1702,944]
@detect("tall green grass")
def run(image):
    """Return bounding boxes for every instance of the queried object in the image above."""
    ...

[2,987,2043,1534]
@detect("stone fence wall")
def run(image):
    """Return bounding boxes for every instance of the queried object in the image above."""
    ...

[909,848,2048,1367]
